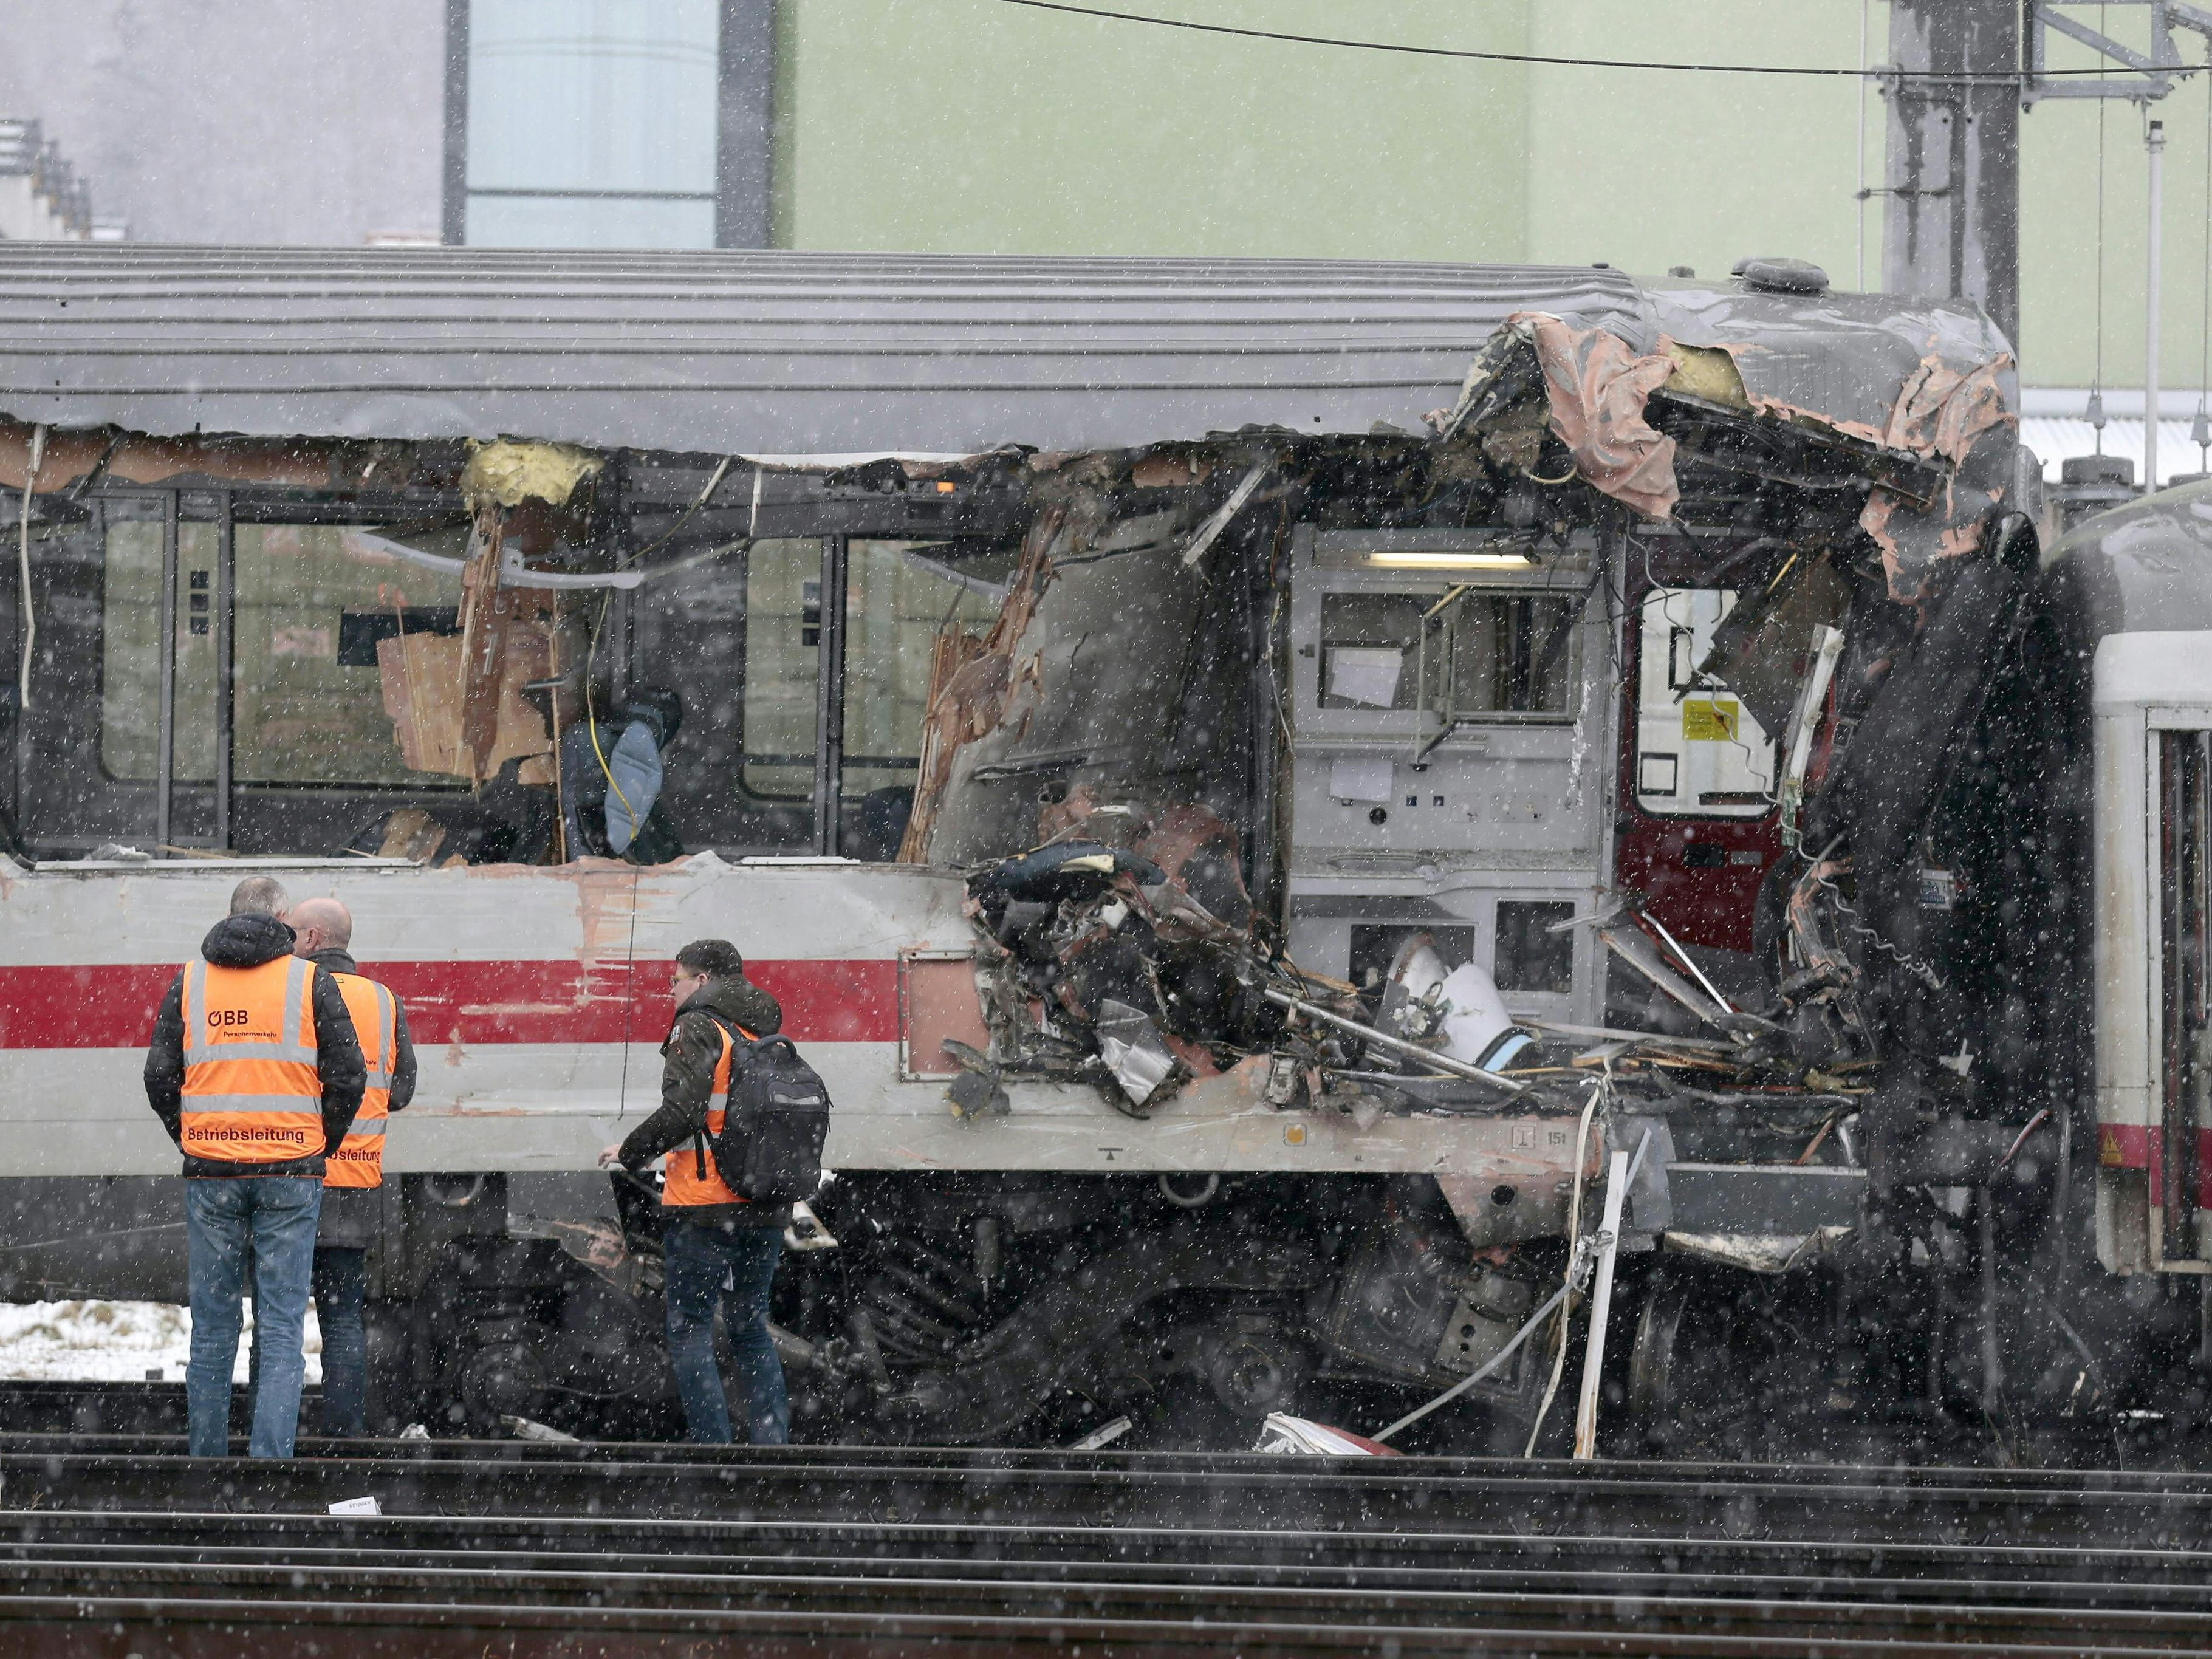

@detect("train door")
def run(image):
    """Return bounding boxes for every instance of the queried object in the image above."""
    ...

[14,491,228,856]
[2152,725,2212,1269]
[18,492,484,860]
[1613,581,1785,976]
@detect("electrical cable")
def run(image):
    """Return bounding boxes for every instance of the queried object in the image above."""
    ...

[1524,1076,1604,1457]
[991,0,2193,83]
[15,424,43,713]
[583,592,639,846]
[578,590,647,1123]
[617,456,733,571]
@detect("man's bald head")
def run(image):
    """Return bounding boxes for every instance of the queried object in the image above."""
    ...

[287,897,352,959]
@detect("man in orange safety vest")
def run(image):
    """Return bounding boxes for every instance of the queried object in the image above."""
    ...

[284,896,415,1438]
[143,875,364,1457]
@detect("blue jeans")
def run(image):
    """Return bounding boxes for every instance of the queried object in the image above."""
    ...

[663,1217,788,1445]
[185,1176,322,1457]
[313,1246,368,1438]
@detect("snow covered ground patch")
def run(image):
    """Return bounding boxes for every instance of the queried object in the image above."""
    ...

[0,1301,322,1383]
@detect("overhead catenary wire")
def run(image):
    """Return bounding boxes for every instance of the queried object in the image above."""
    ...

[991,0,2196,82]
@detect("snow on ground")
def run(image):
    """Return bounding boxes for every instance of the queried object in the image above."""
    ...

[0,1301,321,1384]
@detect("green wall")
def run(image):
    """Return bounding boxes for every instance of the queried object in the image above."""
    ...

[778,0,1530,261]
[2019,37,2212,388]
[1521,4,1877,292]
[776,0,2212,389]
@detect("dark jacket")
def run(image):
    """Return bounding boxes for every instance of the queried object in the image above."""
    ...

[310,946,418,1249]
[617,973,784,1228]
[143,914,366,1180]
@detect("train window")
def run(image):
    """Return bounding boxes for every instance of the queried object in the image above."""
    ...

[1635,587,1777,819]
[99,518,221,782]
[1493,900,1575,994]
[233,527,466,785]
[1318,592,1577,717]
[101,522,469,789]
[840,541,1004,848]
[739,539,829,801]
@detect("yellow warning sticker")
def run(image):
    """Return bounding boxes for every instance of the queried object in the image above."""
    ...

[1682,698,1741,742]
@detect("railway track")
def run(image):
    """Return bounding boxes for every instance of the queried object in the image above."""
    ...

[1,1437,2208,1654]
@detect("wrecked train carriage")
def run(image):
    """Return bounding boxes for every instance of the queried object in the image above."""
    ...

[0,244,2040,1443]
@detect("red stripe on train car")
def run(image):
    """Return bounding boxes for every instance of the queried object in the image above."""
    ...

[0,960,899,1050]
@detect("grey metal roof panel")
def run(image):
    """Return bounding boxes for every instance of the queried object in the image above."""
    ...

[0,244,1649,455]
[2044,476,2212,639]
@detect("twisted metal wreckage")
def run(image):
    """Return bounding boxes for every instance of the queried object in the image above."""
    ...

[4,249,2070,1446]
[829,273,2043,1444]
[926,281,2024,1174]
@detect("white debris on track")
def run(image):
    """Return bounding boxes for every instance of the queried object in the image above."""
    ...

[0,1301,322,1384]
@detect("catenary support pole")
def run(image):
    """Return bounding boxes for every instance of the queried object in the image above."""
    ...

[1883,0,2021,343]
[2149,118,2167,494]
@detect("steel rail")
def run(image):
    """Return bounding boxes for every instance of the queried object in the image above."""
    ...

[21,1424,2212,1503]
[2,1498,2207,1655]
[4,1548,2212,1628]
[0,1588,2189,1658]
[30,1430,2212,1493]
[2,1538,2204,1609]
[0,1558,2203,1649]
[6,1447,2212,1554]
[7,1514,2212,1587]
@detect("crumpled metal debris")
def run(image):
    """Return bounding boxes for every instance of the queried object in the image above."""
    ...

[1664,1226,1854,1274]
[961,802,1265,1117]
[1094,998,1185,1109]
[1513,312,1679,521]
[1254,1412,1400,1456]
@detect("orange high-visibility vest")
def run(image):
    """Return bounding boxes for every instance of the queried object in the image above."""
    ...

[179,956,323,1167]
[324,973,396,1190]
[661,1021,753,1208]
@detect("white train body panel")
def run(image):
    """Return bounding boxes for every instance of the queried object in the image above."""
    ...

[0,852,1569,1188]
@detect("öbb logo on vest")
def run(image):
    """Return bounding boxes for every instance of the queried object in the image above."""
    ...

[207,1008,256,1028]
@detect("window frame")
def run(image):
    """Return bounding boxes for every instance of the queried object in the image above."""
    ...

[92,487,479,852]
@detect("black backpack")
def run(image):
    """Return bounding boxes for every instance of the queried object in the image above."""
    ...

[696,1019,832,1204]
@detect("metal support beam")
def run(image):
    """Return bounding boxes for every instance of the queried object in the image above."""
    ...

[2148,119,2168,491]
[214,494,233,850]
[154,492,177,853]
[812,533,848,855]
[2024,1,2212,104]
[1883,0,2022,343]
[441,0,470,246]
[717,0,776,248]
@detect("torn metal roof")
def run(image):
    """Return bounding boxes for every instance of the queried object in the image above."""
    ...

[0,244,1645,456]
